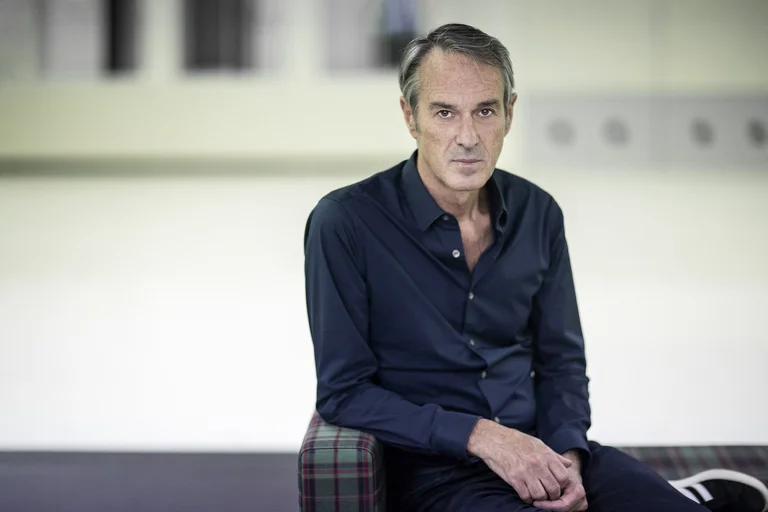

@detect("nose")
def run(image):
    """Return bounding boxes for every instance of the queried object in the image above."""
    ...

[456,116,479,148]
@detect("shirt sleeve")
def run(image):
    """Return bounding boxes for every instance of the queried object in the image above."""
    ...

[303,197,481,460]
[531,199,593,466]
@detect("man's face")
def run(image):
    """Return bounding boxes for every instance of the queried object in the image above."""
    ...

[401,49,515,193]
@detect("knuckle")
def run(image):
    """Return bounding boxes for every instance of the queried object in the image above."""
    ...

[509,479,527,498]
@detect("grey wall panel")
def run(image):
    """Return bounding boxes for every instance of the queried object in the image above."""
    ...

[526,95,653,169]
[40,0,103,79]
[525,94,768,169]
[651,96,768,168]
[0,0,42,81]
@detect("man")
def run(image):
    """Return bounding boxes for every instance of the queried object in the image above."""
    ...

[304,23,768,512]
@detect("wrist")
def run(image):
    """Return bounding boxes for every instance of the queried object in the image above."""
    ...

[466,418,499,459]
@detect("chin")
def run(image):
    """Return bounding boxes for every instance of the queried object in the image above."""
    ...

[443,173,489,192]
[442,164,492,191]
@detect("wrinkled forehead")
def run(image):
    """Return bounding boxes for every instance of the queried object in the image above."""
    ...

[418,49,504,106]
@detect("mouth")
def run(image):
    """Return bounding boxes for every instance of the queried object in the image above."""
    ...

[452,159,483,165]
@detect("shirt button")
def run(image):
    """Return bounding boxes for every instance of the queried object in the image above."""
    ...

[442,214,449,221]
[452,249,460,258]
[494,417,501,423]
[469,339,476,346]
[468,292,474,300]
[481,371,487,379]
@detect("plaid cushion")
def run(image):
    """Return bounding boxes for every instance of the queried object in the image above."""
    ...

[621,445,768,485]
[298,412,386,512]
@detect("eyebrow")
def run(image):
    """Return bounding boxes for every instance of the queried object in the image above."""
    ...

[428,99,502,111]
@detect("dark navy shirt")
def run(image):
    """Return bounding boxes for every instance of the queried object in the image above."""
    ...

[304,151,591,465]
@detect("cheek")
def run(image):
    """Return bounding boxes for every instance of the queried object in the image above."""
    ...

[422,125,452,147]
[480,124,506,145]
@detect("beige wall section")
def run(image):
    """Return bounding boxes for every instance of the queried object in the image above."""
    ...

[0,80,413,160]
[1,0,767,161]
[656,0,768,91]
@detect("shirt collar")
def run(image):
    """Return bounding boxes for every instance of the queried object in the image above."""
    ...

[401,150,508,232]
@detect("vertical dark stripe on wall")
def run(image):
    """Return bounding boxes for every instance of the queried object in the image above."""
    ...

[104,0,138,74]
[184,0,254,71]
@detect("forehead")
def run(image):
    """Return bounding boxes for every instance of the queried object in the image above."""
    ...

[418,49,503,104]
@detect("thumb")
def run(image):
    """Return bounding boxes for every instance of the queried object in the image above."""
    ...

[557,454,573,467]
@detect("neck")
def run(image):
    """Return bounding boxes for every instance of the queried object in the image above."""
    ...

[417,156,489,222]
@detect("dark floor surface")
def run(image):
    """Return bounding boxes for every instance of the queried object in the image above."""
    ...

[1,446,766,512]
[0,452,299,512]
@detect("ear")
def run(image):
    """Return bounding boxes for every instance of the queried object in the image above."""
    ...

[400,96,419,139]
[504,93,518,135]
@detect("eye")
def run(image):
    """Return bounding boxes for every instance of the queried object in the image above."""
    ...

[479,108,495,117]
[437,110,453,119]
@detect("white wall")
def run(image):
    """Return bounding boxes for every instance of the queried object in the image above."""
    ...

[1,164,766,451]
[0,171,342,451]
[0,0,767,451]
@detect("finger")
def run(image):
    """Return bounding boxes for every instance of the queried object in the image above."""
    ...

[564,495,588,512]
[511,478,532,504]
[527,477,548,502]
[548,459,571,487]
[557,454,573,467]
[567,484,587,512]
[539,474,562,501]
[533,499,568,512]
[533,482,582,512]
[574,496,589,512]
[533,498,571,512]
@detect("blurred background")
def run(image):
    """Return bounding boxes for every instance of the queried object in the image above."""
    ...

[0,0,767,507]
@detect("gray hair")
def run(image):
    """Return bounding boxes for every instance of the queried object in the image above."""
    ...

[398,23,515,126]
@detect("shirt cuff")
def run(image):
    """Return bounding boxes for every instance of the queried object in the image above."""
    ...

[544,429,592,468]
[431,411,483,459]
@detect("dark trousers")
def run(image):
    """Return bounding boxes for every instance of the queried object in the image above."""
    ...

[387,441,709,511]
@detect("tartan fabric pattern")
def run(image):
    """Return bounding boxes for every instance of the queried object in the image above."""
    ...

[621,445,768,485]
[298,412,386,512]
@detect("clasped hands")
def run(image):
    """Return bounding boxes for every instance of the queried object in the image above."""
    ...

[467,419,588,512]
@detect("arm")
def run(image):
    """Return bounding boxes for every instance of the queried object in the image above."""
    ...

[531,200,592,467]
[304,197,481,459]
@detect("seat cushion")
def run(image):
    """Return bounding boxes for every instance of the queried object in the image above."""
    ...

[298,412,386,512]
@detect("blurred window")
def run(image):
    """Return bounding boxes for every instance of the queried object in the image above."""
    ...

[11,0,142,80]
[104,0,139,74]
[183,0,255,71]
[326,0,421,71]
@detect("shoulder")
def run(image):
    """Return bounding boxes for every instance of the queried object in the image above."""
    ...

[492,168,564,220]
[304,161,402,243]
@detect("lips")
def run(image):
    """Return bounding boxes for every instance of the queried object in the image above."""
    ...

[453,159,482,164]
